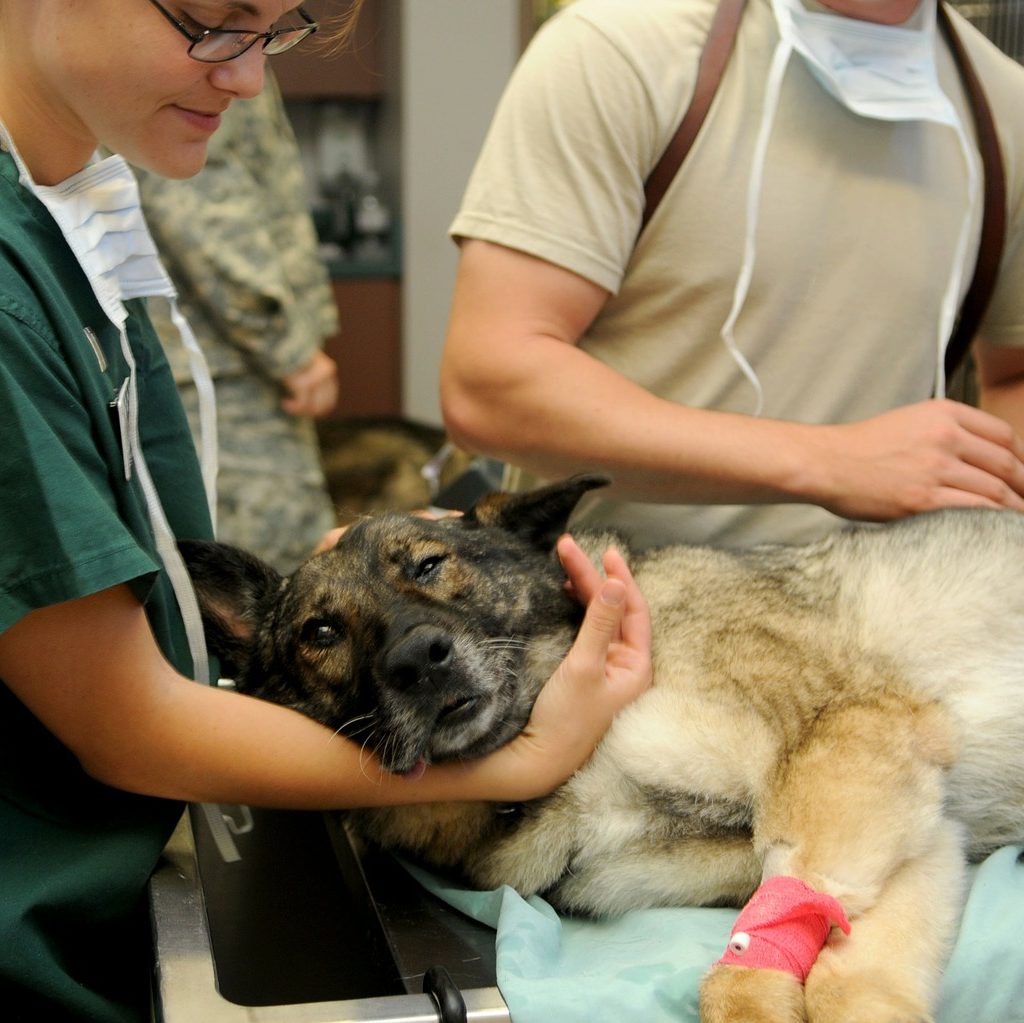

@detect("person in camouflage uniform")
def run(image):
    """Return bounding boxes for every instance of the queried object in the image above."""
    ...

[136,71,339,573]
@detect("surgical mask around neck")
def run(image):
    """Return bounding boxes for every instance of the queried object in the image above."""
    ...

[25,153,171,328]
[772,0,960,126]
[0,125,218,517]
[720,0,979,412]
[0,121,217,639]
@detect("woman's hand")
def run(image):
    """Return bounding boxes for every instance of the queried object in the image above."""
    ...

[471,536,652,801]
[0,543,648,810]
[312,525,348,554]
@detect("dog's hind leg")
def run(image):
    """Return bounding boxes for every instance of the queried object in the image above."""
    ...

[803,821,966,1023]
[699,695,961,1023]
[754,695,957,916]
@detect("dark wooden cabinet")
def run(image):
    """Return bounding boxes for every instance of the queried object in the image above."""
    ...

[324,278,402,417]
[276,3,401,418]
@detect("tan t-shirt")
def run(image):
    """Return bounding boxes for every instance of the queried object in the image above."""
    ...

[450,0,1024,548]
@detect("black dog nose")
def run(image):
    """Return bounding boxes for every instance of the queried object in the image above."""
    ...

[383,625,453,691]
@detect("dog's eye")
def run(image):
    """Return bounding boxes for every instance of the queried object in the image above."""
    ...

[413,555,445,583]
[300,618,344,648]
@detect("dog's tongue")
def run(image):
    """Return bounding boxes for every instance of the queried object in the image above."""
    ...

[401,758,427,781]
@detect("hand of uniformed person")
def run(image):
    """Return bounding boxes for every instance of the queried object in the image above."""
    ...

[281,349,339,419]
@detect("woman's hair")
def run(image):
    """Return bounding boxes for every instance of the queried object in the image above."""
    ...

[315,0,365,54]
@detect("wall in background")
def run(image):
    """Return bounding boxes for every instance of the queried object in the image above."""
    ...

[398,1,521,424]
[280,0,522,426]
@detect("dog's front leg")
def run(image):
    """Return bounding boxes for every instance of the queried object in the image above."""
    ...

[699,695,960,1023]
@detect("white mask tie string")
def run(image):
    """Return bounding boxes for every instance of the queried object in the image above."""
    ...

[718,37,793,418]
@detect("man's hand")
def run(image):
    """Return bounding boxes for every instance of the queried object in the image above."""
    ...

[811,399,1024,520]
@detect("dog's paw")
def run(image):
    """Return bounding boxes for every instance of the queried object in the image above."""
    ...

[699,964,806,1023]
[805,965,933,1023]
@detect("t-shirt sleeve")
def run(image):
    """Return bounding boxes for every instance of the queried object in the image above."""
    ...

[981,191,1024,348]
[449,9,671,295]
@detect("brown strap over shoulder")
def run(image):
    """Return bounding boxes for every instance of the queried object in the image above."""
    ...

[639,0,1006,379]
[937,3,1007,378]
[640,0,748,232]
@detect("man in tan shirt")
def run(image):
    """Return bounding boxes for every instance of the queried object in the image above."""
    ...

[443,0,1024,548]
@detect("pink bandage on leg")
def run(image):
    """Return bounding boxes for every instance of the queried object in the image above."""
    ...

[716,875,851,982]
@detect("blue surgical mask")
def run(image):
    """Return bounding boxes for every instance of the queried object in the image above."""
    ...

[19,153,174,327]
[772,0,961,126]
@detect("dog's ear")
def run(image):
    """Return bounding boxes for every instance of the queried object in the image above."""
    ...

[464,474,610,549]
[178,539,283,679]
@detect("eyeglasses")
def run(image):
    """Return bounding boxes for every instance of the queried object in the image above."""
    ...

[146,0,318,63]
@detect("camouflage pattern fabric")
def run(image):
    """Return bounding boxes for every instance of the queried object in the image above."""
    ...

[135,72,339,572]
[175,371,336,574]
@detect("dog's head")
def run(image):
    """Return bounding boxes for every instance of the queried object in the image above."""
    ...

[181,474,608,775]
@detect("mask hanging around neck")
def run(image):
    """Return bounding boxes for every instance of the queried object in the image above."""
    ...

[772,0,961,126]
[0,122,219,513]
[721,0,979,412]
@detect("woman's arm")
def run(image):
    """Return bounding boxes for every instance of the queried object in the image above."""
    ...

[0,537,649,809]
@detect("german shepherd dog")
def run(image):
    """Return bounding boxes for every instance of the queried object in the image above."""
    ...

[181,476,1024,1023]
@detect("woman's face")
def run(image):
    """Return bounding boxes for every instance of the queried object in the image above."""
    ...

[1,0,300,183]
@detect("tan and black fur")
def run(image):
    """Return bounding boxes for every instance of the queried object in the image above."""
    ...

[181,475,1024,1023]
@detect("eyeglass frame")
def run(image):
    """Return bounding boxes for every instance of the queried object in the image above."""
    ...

[145,0,318,63]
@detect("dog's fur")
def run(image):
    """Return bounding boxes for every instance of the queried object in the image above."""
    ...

[182,476,1024,1023]
[315,415,471,524]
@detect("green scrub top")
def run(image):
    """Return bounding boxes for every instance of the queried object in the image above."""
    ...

[0,150,214,1021]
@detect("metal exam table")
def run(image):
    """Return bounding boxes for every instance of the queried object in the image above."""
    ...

[149,804,511,1022]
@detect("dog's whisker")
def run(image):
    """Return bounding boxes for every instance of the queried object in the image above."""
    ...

[341,712,376,731]
[327,711,377,745]
[374,730,403,784]
[480,636,528,654]
[334,712,377,741]
[357,727,386,783]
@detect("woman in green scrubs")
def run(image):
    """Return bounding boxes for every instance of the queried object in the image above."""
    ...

[0,3,652,1019]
